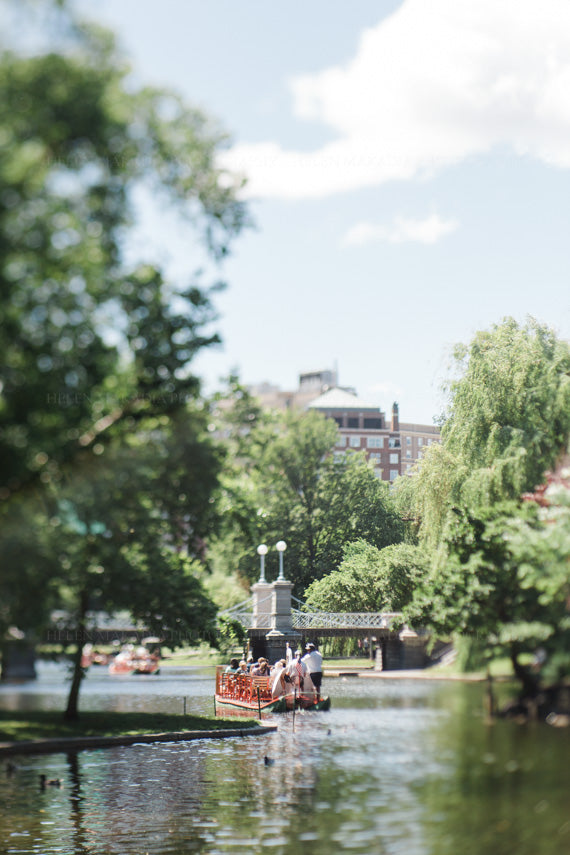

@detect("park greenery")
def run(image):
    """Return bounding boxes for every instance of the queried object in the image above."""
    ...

[0,0,247,718]
[1,1,569,721]
[208,399,405,596]
[0,709,258,744]
[397,318,570,697]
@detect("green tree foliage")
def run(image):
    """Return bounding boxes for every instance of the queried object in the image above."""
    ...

[304,540,426,613]
[397,318,570,546]
[44,429,220,718]
[407,499,569,695]
[0,2,249,713]
[399,318,570,692]
[215,407,404,596]
[0,10,247,499]
[443,317,570,500]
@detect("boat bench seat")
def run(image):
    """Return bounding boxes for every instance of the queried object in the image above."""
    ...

[251,675,272,700]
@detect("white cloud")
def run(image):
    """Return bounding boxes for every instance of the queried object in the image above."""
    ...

[342,213,458,247]
[220,0,570,199]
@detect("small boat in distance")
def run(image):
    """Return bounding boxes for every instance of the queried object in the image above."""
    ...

[214,666,331,716]
[81,644,110,668]
[108,645,160,675]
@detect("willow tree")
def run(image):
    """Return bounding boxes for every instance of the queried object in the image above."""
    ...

[397,317,570,547]
[400,318,570,694]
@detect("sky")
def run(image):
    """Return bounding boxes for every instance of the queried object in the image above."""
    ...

[78,0,570,425]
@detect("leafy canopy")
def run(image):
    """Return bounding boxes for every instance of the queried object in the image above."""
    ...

[304,540,427,613]
[212,406,404,596]
[396,317,570,546]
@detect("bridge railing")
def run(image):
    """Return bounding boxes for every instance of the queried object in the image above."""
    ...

[219,595,273,629]
[291,610,403,630]
[219,599,404,632]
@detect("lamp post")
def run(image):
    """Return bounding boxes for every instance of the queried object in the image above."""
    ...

[256,544,268,583]
[276,540,287,581]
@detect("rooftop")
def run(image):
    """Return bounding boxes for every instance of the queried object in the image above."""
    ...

[307,387,381,412]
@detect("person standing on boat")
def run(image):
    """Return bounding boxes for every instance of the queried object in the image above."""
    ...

[302,643,323,700]
[270,659,287,698]
[287,649,307,695]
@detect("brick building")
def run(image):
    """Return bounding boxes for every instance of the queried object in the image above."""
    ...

[250,370,440,482]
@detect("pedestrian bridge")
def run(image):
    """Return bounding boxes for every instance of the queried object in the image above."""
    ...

[219,580,427,670]
[221,594,404,636]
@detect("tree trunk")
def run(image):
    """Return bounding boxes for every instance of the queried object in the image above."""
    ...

[510,644,539,699]
[64,589,89,722]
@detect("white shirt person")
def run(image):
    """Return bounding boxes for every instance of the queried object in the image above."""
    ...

[301,643,323,699]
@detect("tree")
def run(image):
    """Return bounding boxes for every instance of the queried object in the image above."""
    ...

[304,540,426,613]
[0,3,249,712]
[230,409,404,595]
[396,318,570,547]
[399,318,570,694]
[43,431,221,719]
[0,11,248,501]
[406,498,569,696]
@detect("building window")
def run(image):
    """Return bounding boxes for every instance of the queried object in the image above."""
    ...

[347,417,359,428]
[389,469,399,481]
[406,450,412,458]
[369,453,381,462]
[333,451,345,462]
[336,435,346,448]
[389,437,400,448]
[417,437,423,447]
[349,435,361,448]
[389,453,399,464]
[367,437,384,449]
[406,436,412,446]
[363,418,383,429]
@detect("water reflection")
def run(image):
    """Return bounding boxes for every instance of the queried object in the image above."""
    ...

[1,668,569,854]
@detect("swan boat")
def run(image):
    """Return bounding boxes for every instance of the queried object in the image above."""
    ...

[214,666,331,716]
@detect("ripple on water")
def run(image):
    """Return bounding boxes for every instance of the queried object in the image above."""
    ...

[1,676,569,854]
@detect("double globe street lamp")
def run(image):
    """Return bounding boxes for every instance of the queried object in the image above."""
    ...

[256,540,287,582]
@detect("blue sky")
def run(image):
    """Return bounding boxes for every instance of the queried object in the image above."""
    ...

[81,0,570,425]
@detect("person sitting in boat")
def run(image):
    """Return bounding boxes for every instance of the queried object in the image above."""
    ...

[225,658,240,674]
[302,643,323,700]
[251,657,270,677]
[286,649,308,694]
[238,660,248,674]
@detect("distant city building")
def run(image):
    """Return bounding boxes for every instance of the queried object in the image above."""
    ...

[249,370,441,482]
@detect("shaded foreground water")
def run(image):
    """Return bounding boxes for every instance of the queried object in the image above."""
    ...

[0,663,569,854]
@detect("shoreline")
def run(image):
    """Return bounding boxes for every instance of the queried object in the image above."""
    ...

[0,723,277,758]
[325,668,498,681]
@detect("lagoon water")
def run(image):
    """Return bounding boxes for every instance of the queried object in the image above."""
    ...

[0,662,569,854]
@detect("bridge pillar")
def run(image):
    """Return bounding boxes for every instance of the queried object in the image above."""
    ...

[265,629,302,665]
[270,580,294,632]
[251,581,272,629]
[398,628,428,669]
[265,580,301,664]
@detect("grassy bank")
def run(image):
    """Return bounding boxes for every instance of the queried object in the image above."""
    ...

[0,710,259,744]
